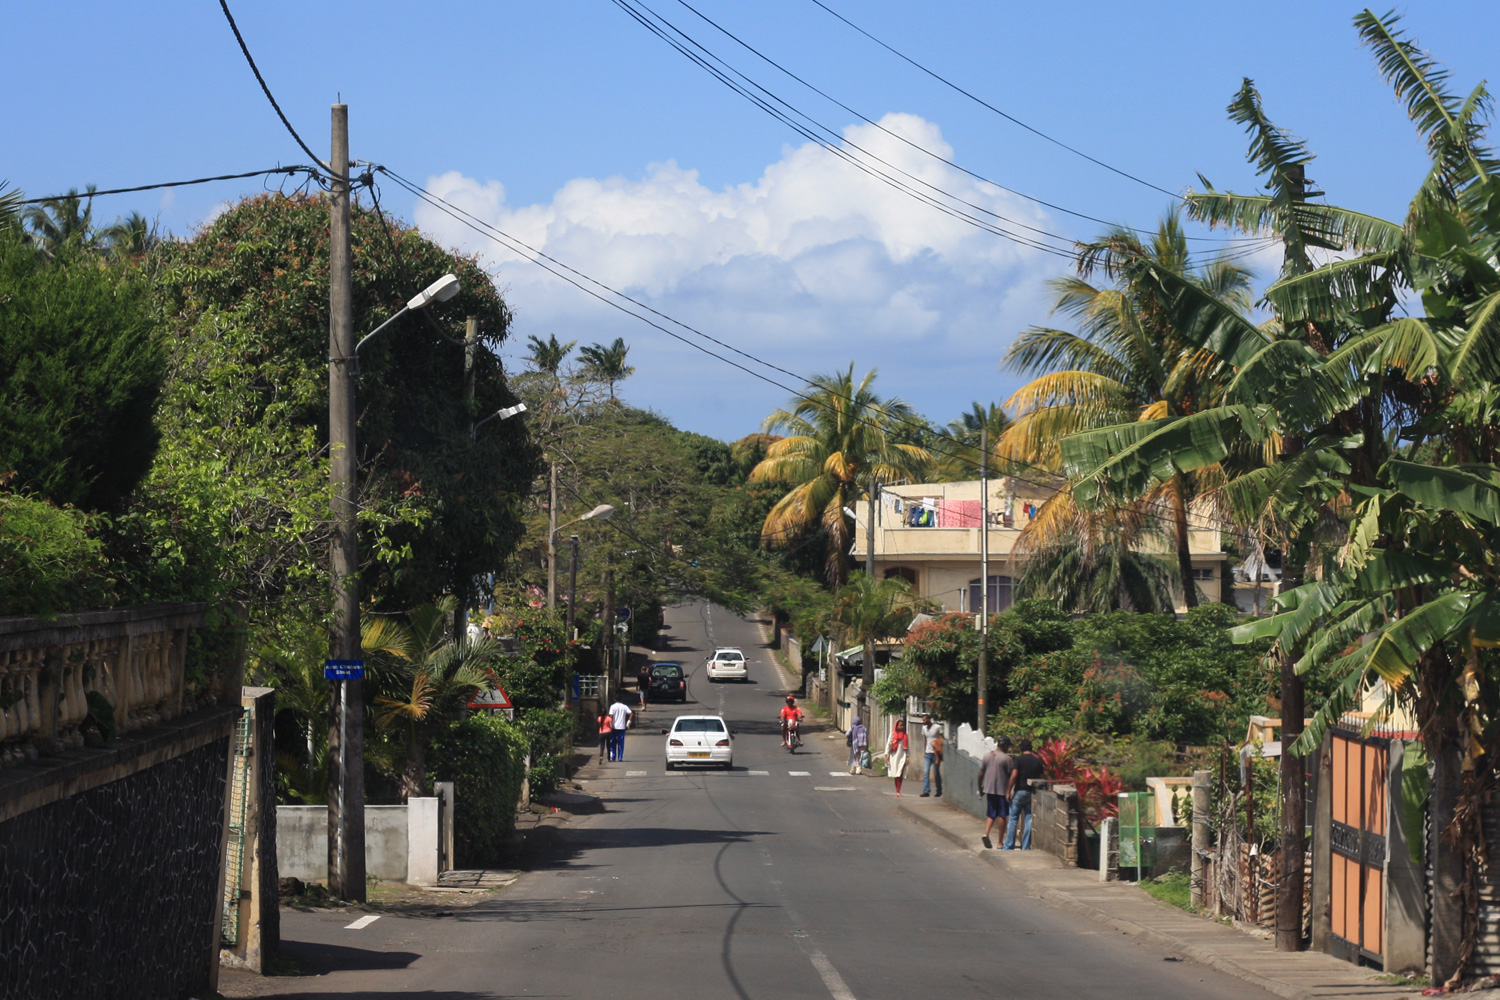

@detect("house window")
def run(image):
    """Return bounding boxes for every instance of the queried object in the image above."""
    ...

[967,576,1013,615]
[884,567,917,587]
[1191,567,1215,581]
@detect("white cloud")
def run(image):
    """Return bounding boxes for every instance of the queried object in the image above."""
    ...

[415,113,1061,440]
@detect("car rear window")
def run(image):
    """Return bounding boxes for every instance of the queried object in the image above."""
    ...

[717,652,743,661]
[674,719,727,733]
[651,664,682,677]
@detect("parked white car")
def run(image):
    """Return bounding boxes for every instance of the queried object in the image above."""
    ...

[664,715,733,769]
[705,647,748,682]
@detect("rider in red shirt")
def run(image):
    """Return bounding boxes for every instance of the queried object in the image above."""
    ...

[779,696,804,748]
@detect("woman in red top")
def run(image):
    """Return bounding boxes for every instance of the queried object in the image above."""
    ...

[887,718,910,796]
[597,712,613,763]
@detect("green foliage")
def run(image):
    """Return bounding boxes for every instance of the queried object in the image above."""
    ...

[0,492,114,616]
[0,225,163,512]
[1142,870,1195,911]
[517,707,575,798]
[429,714,528,867]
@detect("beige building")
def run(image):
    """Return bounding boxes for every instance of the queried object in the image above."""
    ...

[850,478,1227,614]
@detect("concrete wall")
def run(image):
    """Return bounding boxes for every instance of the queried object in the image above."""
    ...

[277,798,445,886]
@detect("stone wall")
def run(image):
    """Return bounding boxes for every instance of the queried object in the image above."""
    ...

[0,711,234,1000]
[1031,781,1083,866]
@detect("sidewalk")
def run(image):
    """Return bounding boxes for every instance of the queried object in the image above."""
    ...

[894,794,1420,1000]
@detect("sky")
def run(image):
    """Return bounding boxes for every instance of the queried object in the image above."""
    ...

[6,2,1499,442]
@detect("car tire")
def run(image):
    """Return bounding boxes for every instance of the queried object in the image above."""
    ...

[665,760,673,771]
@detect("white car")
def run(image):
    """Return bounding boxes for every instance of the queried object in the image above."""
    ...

[664,715,733,769]
[705,647,748,682]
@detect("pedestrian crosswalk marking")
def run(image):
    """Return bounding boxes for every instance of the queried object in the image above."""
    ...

[626,770,647,777]
[813,786,857,792]
[750,770,769,775]
[345,915,380,930]
[789,770,810,776]
[829,771,853,777]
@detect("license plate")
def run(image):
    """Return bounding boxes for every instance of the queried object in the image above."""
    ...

[688,751,709,758]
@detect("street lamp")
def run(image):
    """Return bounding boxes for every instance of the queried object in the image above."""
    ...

[556,505,615,640]
[327,269,461,903]
[472,402,527,439]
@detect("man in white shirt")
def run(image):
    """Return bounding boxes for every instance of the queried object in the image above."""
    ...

[919,714,944,797]
[607,697,633,762]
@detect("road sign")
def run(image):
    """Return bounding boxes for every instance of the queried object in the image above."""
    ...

[469,685,513,711]
[616,607,632,621]
[324,659,364,680]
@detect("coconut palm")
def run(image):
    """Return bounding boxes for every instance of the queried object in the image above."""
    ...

[996,213,1254,608]
[750,365,931,588]
[934,401,1011,481]
[364,597,498,800]
[526,333,576,375]
[22,185,97,255]
[100,212,157,258]
[1013,501,1176,613]
[830,572,928,685]
[577,337,635,399]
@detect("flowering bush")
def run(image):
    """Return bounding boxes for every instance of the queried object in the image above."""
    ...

[1038,737,1124,821]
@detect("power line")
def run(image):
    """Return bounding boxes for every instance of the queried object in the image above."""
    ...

[17,166,318,206]
[805,0,1183,200]
[217,0,328,174]
[381,167,1249,537]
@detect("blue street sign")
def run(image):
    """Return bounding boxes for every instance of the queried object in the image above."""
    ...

[616,607,632,621]
[324,659,365,680]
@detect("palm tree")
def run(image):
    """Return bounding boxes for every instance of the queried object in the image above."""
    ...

[831,571,928,686]
[1013,501,1176,613]
[996,213,1254,608]
[364,597,498,800]
[22,185,97,255]
[100,212,157,258]
[577,337,635,399]
[526,333,576,375]
[934,401,1011,480]
[750,365,931,587]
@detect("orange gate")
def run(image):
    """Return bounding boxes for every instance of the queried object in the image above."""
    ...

[1329,729,1388,965]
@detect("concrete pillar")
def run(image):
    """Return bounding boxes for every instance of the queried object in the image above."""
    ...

[433,782,455,875]
[1100,817,1119,882]
[221,687,279,973]
[1191,770,1210,909]
[1384,743,1428,973]
[407,797,440,887]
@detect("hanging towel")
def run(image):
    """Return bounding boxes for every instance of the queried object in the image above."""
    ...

[936,499,983,527]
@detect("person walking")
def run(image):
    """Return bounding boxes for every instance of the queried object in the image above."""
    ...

[1004,739,1045,850]
[637,663,651,711]
[919,714,944,797]
[596,709,613,763]
[977,736,1015,849]
[846,716,869,774]
[886,718,910,796]
[606,696,633,762]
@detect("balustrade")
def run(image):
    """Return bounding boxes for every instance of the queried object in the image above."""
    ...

[0,604,205,766]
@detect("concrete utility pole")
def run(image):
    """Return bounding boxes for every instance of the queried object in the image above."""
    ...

[977,426,989,733]
[1276,162,1310,953]
[546,462,559,608]
[456,316,478,640]
[326,102,365,902]
[566,534,580,640]
[865,475,877,581]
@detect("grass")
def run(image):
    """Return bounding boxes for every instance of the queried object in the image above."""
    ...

[1375,973,1431,986]
[1140,870,1196,913]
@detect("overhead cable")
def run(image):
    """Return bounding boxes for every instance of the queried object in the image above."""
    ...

[17,166,318,205]
[217,0,328,174]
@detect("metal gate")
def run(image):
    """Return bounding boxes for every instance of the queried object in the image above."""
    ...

[1329,728,1388,965]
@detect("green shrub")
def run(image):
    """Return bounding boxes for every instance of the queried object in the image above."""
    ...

[0,492,114,615]
[429,714,528,867]
[1142,870,1195,912]
[518,707,575,798]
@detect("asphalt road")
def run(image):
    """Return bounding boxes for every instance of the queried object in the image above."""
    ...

[252,600,1281,1000]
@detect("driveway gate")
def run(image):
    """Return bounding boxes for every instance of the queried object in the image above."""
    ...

[1329,728,1389,965]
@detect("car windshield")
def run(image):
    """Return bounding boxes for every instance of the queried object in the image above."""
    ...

[674,719,726,733]
[651,664,682,678]
[716,652,743,661]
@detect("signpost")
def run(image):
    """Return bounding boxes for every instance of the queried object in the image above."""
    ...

[324,659,365,681]
[469,685,514,720]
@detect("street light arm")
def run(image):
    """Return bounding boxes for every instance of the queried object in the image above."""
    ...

[472,403,528,439]
[354,305,410,359]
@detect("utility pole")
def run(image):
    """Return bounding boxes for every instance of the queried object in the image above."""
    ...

[977,426,989,734]
[546,462,559,608]
[456,316,478,640]
[1276,162,1310,953]
[566,534,580,640]
[326,102,365,902]
[865,475,877,581]
[603,567,616,689]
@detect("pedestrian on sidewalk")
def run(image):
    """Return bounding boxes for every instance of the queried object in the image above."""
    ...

[977,736,1015,849]
[1004,739,1045,850]
[597,710,613,763]
[919,714,944,797]
[607,696,633,762]
[637,662,651,711]
[886,718,910,796]
[846,716,868,774]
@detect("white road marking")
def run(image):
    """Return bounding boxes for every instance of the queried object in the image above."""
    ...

[750,770,769,776]
[626,770,647,777]
[829,771,852,777]
[789,770,810,776]
[814,786,858,792]
[808,949,858,1000]
[344,915,380,930]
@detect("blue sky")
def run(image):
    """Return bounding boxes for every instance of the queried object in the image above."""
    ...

[6,2,1498,441]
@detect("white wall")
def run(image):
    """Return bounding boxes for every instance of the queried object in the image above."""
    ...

[277,802,440,885]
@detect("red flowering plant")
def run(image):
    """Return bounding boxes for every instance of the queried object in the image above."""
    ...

[1037,737,1123,822]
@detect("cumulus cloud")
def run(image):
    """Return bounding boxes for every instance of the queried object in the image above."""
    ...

[415,113,1062,440]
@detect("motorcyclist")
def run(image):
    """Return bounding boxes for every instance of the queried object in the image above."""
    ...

[779,696,804,748]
